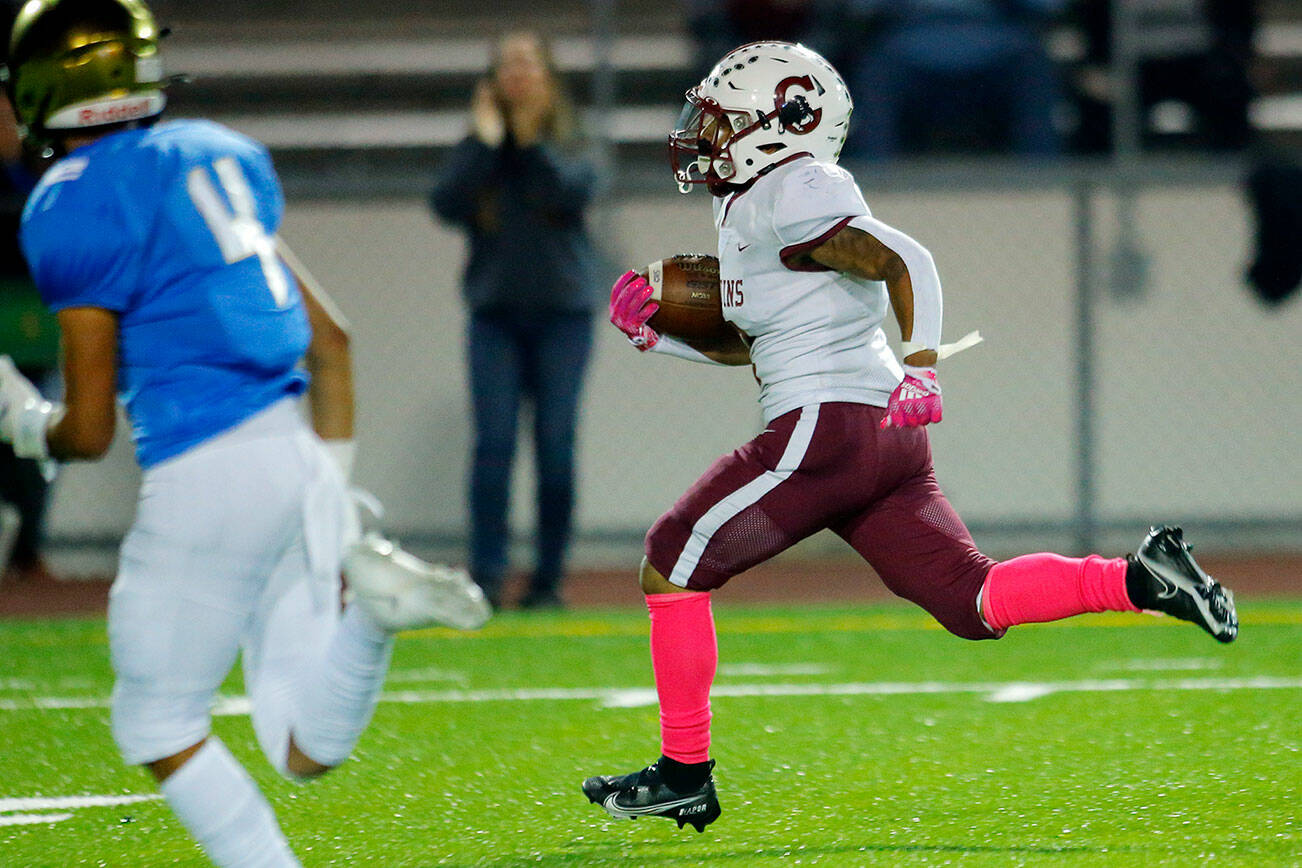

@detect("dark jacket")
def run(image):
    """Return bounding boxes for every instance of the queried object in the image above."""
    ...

[430,135,599,315]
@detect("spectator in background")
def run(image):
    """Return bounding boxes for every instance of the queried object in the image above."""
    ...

[1245,157,1302,306]
[0,1,59,584]
[1071,0,1257,153]
[840,0,1066,160]
[682,0,840,80]
[430,32,599,610]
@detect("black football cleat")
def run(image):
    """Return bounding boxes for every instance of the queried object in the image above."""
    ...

[1131,526,1238,643]
[582,760,721,832]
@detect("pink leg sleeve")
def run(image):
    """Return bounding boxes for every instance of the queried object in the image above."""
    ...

[981,554,1138,632]
[647,592,717,764]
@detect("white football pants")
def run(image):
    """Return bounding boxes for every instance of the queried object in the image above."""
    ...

[108,398,355,767]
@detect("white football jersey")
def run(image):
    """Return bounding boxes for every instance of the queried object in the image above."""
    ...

[713,155,903,423]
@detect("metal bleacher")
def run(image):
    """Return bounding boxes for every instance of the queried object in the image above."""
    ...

[156,0,688,197]
[154,0,1302,199]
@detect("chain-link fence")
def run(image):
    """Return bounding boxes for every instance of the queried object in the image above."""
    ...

[41,1,1302,559]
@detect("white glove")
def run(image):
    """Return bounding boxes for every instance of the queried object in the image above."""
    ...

[0,356,61,461]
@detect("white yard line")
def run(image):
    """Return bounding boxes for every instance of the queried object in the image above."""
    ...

[383,667,471,684]
[0,813,73,826]
[1103,658,1224,672]
[0,794,161,812]
[0,794,162,829]
[0,695,108,710]
[718,663,832,677]
[1,676,1298,714]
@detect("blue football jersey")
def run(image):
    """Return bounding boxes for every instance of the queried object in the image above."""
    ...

[20,120,310,467]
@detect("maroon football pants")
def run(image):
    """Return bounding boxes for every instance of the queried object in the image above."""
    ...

[646,402,998,640]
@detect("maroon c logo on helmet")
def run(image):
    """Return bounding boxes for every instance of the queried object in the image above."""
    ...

[774,75,823,135]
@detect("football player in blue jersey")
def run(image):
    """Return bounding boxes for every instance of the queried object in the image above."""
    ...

[0,2,489,865]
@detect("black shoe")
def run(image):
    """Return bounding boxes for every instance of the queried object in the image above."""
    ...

[582,760,721,832]
[518,589,564,610]
[1131,526,1238,643]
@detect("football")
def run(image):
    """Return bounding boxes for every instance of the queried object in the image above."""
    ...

[639,253,730,343]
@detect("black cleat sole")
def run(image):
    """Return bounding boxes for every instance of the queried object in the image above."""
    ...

[677,816,715,833]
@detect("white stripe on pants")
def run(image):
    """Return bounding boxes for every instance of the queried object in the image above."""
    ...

[667,405,820,587]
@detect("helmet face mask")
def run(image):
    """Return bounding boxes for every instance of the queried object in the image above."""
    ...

[6,0,167,155]
[667,41,853,195]
[669,91,748,193]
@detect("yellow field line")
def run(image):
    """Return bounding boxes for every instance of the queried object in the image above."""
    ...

[1,607,1299,647]
[401,607,1302,640]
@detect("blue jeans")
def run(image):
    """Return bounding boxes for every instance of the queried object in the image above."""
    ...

[466,310,593,599]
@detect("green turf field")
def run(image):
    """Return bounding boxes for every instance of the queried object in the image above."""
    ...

[1,601,1299,866]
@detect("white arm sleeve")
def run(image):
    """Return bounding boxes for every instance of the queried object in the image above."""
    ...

[647,335,724,365]
[847,214,943,352]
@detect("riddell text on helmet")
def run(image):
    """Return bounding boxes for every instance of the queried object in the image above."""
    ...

[77,99,154,126]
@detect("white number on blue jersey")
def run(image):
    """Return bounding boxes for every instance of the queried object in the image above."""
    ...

[186,158,292,308]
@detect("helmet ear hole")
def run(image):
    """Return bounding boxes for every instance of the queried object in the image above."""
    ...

[778,95,814,131]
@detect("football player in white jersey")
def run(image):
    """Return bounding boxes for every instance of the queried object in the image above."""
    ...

[582,41,1238,832]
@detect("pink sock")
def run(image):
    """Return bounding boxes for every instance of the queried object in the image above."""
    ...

[981,553,1139,632]
[647,592,717,764]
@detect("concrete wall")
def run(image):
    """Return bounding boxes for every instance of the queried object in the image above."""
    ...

[45,182,1302,556]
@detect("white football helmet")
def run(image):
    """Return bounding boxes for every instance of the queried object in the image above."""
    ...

[669,41,852,195]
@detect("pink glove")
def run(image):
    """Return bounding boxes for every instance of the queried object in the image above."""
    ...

[609,270,660,351]
[881,366,943,429]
